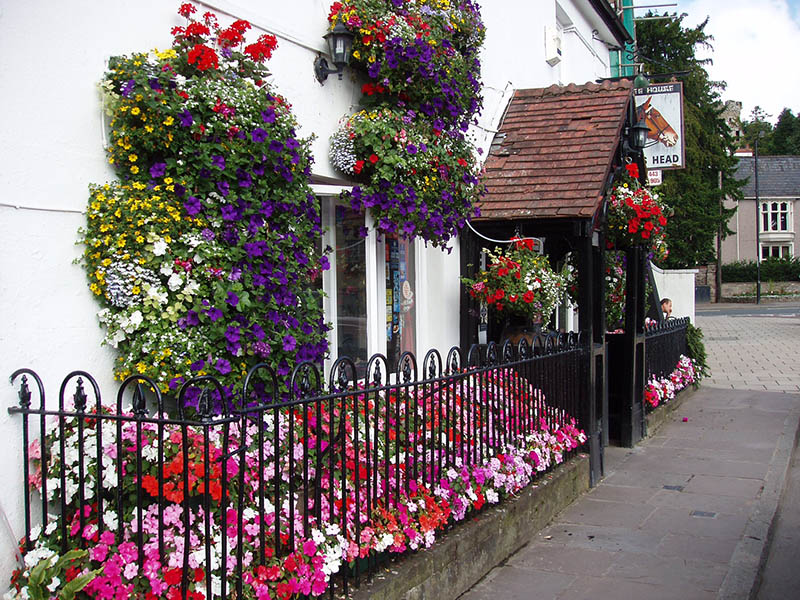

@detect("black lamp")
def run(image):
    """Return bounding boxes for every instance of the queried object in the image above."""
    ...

[629,119,650,153]
[314,22,355,83]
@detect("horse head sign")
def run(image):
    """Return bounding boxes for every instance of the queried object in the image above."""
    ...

[634,82,685,170]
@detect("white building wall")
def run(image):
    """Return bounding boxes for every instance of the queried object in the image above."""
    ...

[0,0,620,584]
[651,264,698,323]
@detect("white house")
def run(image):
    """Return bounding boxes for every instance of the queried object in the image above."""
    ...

[0,0,630,585]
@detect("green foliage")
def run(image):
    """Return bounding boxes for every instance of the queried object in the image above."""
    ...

[721,258,800,282]
[686,322,708,381]
[635,14,743,268]
[23,549,98,600]
[744,107,800,155]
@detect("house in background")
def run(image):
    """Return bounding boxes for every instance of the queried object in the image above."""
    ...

[721,154,800,263]
[0,0,632,586]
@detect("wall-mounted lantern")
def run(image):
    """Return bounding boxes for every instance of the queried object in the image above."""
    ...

[314,22,355,83]
[629,119,650,153]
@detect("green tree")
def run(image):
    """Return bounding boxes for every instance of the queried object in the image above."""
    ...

[741,106,774,150]
[635,14,743,268]
[767,108,800,154]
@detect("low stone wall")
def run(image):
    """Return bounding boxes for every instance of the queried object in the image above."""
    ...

[351,456,590,600]
[721,281,800,300]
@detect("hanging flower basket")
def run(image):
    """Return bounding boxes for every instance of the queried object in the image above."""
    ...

[606,171,670,258]
[461,239,566,328]
[80,4,330,395]
[326,0,486,247]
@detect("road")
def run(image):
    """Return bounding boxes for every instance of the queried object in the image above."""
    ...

[696,300,800,319]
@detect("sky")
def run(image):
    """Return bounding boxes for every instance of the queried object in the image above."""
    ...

[639,0,800,124]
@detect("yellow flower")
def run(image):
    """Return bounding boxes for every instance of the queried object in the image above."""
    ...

[128,153,138,162]
[131,107,140,116]
[163,116,174,126]
[130,165,139,174]
[352,50,361,60]
[145,125,154,133]
[135,362,147,374]
[164,177,173,185]
[132,286,141,295]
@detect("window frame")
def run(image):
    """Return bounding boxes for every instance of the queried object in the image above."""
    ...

[318,195,422,377]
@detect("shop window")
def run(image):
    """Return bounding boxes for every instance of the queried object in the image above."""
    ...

[320,197,418,375]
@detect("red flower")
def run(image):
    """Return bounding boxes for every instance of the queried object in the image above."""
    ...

[369,154,379,164]
[625,163,639,179]
[179,3,197,18]
[523,290,535,303]
[187,44,219,71]
[184,22,210,38]
[165,568,183,586]
[244,34,278,62]
[494,289,505,300]
[353,160,365,174]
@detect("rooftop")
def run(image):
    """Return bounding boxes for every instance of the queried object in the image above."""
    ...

[735,155,800,197]
[478,80,632,221]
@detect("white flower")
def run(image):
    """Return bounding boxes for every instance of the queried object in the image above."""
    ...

[160,263,174,276]
[184,279,200,295]
[47,576,61,592]
[152,239,168,256]
[167,273,183,291]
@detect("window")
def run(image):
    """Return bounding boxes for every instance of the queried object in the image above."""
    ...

[761,244,792,260]
[320,197,418,374]
[761,201,791,232]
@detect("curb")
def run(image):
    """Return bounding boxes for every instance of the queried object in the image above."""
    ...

[717,399,800,600]
[349,455,590,600]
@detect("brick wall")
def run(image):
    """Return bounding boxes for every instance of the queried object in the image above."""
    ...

[694,263,718,301]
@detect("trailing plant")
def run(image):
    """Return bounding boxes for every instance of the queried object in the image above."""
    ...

[80,4,329,396]
[461,239,566,327]
[326,0,485,246]
[686,322,709,380]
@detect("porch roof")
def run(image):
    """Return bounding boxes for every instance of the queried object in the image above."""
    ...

[477,80,632,221]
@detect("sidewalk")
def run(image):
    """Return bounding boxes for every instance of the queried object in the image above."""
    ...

[460,310,800,600]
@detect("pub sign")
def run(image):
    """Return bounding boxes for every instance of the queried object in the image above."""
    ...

[633,82,685,170]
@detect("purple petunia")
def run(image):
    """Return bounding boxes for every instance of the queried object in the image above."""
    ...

[184,196,202,216]
[261,107,276,123]
[121,79,135,97]
[251,128,268,143]
[282,334,297,352]
[227,291,239,307]
[178,110,194,127]
[268,140,283,153]
[320,255,330,271]
[215,358,232,375]
[217,180,230,197]
[149,162,167,178]
[211,155,226,170]
[221,204,237,221]
[190,359,205,372]
[207,307,223,322]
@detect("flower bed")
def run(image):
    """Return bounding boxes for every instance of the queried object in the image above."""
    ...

[81,4,329,398]
[10,368,585,599]
[644,354,700,409]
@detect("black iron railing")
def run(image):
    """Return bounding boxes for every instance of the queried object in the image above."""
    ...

[8,334,588,599]
[645,316,690,383]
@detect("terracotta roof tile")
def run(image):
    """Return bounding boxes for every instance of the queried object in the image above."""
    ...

[478,80,632,221]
